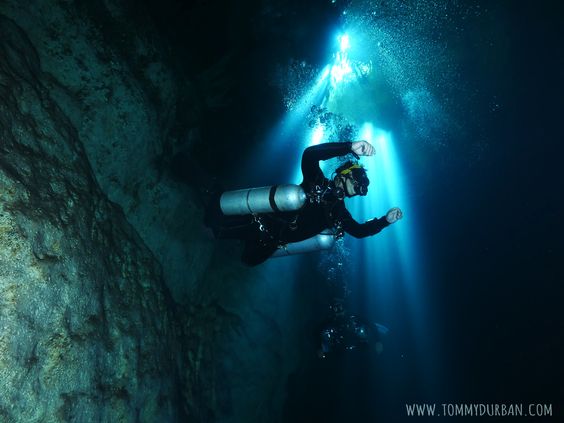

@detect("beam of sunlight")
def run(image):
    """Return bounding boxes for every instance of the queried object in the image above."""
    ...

[270,65,330,152]
[291,123,334,184]
[345,122,437,388]
[246,66,331,186]
[311,124,325,146]
[345,123,396,315]
[339,33,350,52]
[330,33,372,92]
[331,34,353,88]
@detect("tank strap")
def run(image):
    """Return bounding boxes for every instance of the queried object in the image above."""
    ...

[268,185,280,212]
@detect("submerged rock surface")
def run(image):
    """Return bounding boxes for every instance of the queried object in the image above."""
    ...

[0,15,184,421]
[0,0,214,304]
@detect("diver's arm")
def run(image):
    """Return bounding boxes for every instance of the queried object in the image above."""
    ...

[342,207,403,238]
[301,141,375,181]
[342,214,390,238]
[301,142,353,181]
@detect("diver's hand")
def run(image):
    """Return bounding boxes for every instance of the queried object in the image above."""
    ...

[386,207,403,224]
[351,140,375,156]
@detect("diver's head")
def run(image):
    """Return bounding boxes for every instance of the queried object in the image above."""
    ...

[334,161,370,197]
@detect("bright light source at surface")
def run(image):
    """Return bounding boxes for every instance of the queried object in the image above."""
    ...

[339,34,350,52]
[331,34,353,87]
[330,53,353,86]
[329,33,372,91]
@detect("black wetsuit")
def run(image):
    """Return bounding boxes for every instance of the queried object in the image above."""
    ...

[210,142,390,265]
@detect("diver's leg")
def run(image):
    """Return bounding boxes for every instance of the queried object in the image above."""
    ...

[213,216,256,239]
[241,238,278,266]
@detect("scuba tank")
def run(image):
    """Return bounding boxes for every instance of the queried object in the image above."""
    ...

[220,183,341,258]
[220,184,306,216]
[270,229,337,258]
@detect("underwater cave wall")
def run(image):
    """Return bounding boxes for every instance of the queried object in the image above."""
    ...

[0,0,214,304]
[0,14,184,420]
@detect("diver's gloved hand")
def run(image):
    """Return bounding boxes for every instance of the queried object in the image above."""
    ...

[386,207,403,224]
[351,140,375,157]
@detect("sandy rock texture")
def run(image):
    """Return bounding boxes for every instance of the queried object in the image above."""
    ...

[0,15,184,421]
[0,0,214,304]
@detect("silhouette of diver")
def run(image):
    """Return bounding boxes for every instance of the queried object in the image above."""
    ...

[205,141,403,265]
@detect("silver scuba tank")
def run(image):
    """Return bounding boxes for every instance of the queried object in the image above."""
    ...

[220,184,306,216]
[271,229,337,258]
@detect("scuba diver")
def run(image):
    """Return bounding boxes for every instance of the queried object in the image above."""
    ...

[205,141,403,265]
[318,309,390,358]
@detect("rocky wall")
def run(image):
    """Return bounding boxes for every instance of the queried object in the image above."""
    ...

[0,0,214,304]
[0,15,184,421]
